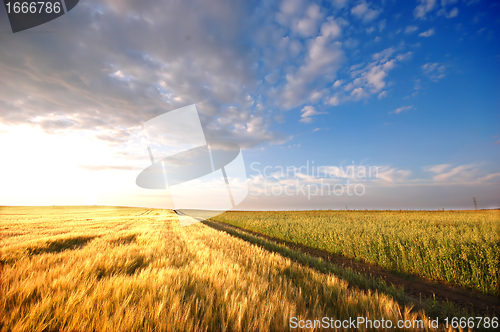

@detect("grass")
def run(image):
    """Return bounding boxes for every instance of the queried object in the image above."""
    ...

[0,206,450,331]
[210,210,500,296]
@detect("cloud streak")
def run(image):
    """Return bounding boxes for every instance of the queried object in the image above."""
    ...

[300,105,326,123]
[419,28,435,37]
[389,106,414,115]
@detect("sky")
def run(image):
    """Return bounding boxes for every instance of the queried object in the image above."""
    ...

[0,0,499,210]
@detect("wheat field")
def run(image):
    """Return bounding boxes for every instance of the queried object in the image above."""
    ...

[0,206,448,331]
[211,210,500,296]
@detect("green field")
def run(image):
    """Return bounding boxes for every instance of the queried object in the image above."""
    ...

[211,210,500,296]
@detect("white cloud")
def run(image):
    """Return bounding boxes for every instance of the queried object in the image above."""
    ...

[0,0,288,149]
[405,25,418,34]
[331,0,350,9]
[389,106,414,114]
[351,1,381,23]
[346,58,395,95]
[374,167,412,184]
[277,1,323,37]
[350,87,370,100]
[448,7,459,18]
[256,5,347,111]
[295,5,323,37]
[424,164,452,174]
[327,94,340,106]
[265,71,281,84]
[344,38,359,49]
[242,161,500,210]
[396,52,413,61]
[414,0,437,19]
[309,90,325,103]
[335,47,414,104]
[279,0,303,15]
[372,47,396,61]
[320,19,342,40]
[438,0,459,18]
[365,61,395,91]
[423,163,484,183]
[300,105,327,123]
[281,31,344,108]
[378,19,386,32]
[363,8,381,22]
[476,172,500,183]
[422,63,446,81]
[351,2,368,17]
[419,28,435,37]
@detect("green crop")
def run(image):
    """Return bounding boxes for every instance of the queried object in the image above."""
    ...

[212,210,500,296]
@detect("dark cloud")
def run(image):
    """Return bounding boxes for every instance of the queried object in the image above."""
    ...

[0,0,283,148]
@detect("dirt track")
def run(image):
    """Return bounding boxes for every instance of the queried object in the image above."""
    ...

[203,218,500,317]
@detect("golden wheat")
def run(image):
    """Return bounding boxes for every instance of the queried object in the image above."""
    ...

[0,206,449,331]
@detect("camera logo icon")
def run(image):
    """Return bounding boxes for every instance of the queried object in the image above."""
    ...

[131,104,248,226]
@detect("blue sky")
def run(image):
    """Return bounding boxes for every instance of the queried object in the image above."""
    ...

[0,0,498,209]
